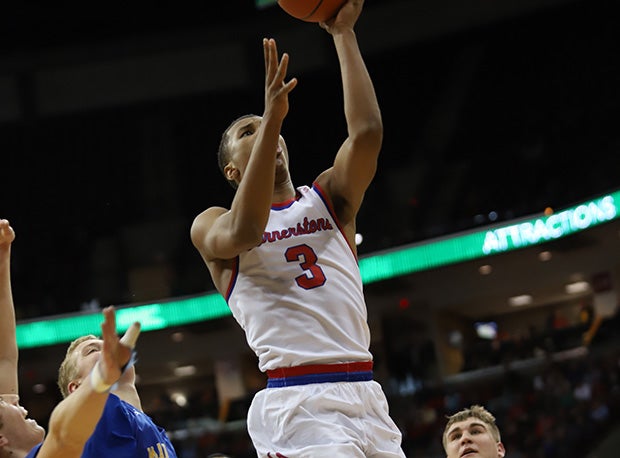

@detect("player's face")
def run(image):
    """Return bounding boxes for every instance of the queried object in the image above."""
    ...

[227,115,289,184]
[0,400,46,450]
[69,337,134,394]
[73,338,104,381]
[444,418,505,458]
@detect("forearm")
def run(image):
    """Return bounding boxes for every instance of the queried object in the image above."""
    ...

[225,37,295,245]
[43,384,109,456]
[0,243,19,392]
[334,30,382,135]
[232,115,283,235]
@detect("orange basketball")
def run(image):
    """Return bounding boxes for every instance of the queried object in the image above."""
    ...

[277,0,347,23]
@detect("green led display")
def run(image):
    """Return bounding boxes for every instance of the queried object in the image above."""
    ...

[360,191,619,283]
[17,293,229,349]
[16,190,619,349]
[359,231,486,284]
[255,0,278,9]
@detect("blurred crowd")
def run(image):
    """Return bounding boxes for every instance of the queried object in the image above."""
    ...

[140,313,620,457]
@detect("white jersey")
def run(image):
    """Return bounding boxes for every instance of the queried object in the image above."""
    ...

[226,183,372,372]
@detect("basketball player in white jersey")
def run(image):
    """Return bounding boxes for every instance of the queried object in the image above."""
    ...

[191,1,405,456]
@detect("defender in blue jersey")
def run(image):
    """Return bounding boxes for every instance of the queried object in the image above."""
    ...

[57,329,178,458]
[1,218,142,458]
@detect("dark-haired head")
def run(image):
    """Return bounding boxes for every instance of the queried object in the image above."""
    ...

[218,114,257,190]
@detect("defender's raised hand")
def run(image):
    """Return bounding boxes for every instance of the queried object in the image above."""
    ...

[90,306,141,393]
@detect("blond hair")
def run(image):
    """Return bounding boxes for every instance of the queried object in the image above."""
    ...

[57,334,97,398]
[443,405,501,450]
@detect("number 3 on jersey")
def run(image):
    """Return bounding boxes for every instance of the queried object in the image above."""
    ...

[285,244,326,289]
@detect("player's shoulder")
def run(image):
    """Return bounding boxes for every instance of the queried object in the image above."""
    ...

[313,168,336,196]
[193,206,228,224]
[191,206,228,238]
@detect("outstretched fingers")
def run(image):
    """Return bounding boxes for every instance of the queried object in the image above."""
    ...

[264,38,297,96]
[275,52,297,95]
[98,306,141,385]
[264,38,278,84]
[120,321,141,350]
[100,306,117,344]
[0,219,15,245]
[99,306,122,384]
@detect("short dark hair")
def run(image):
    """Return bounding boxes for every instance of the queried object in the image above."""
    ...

[217,114,257,190]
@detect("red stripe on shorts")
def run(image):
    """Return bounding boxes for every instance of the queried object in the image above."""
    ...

[267,361,373,379]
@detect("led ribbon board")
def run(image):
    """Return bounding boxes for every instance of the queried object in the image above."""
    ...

[359,191,619,283]
[16,294,229,349]
[17,190,620,348]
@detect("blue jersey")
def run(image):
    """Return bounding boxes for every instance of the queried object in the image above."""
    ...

[25,443,42,458]
[82,393,177,458]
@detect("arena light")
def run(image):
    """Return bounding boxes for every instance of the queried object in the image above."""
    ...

[508,295,533,307]
[565,281,590,294]
[16,189,620,349]
[173,365,197,377]
[16,293,229,349]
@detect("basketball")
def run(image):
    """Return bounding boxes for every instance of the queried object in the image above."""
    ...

[278,0,347,23]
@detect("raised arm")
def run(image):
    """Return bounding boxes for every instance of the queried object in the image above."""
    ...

[0,219,18,401]
[315,0,383,228]
[191,38,297,263]
[38,306,141,458]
